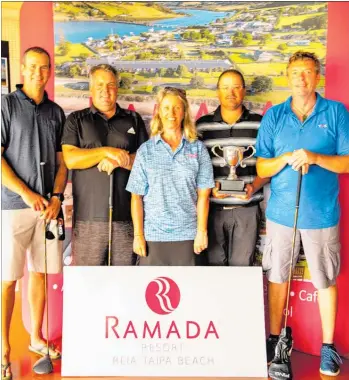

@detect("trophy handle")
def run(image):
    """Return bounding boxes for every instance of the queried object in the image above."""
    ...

[240,145,256,168]
[211,145,227,167]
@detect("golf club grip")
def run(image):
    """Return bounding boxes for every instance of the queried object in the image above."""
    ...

[295,170,303,208]
[109,173,114,208]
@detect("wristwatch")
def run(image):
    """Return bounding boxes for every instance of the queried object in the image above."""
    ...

[51,193,64,202]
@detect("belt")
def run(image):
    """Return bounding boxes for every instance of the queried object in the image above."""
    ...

[212,204,244,211]
[211,201,259,211]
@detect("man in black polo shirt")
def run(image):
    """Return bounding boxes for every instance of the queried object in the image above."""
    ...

[196,69,269,266]
[2,47,67,377]
[62,64,148,266]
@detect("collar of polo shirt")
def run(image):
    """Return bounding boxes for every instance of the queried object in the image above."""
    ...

[284,92,328,116]
[16,84,48,103]
[213,104,250,123]
[90,102,122,118]
[154,134,188,144]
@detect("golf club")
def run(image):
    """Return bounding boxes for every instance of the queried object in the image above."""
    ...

[108,172,114,266]
[269,169,303,380]
[33,162,53,375]
[45,221,55,240]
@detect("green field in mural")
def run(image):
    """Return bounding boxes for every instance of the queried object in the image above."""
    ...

[54,1,328,119]
[55,1,328,279]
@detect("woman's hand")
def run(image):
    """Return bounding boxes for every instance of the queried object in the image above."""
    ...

[133,235,147,257]
[194,230,208,254]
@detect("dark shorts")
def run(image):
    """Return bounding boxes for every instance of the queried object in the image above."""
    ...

[207,204,260,266]
[72,220,134,266]
[138,240,195,266]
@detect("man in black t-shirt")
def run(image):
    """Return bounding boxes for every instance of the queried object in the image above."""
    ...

[62,64,148,265]
[196,70,269,266]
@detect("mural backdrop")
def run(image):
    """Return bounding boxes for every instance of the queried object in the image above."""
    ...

[54,1,328,283]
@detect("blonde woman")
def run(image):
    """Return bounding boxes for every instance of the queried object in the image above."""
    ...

[126,87,214,265]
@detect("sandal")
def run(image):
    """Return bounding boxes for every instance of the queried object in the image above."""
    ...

[1,363,12,380]
[29,344,61,360]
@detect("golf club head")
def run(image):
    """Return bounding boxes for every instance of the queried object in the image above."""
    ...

[269,327,293,380]
[45,221,55,240]
[269,361,293,380]
[33,354,53,374]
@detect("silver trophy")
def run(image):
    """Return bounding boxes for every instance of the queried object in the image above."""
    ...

[211,145,256,193]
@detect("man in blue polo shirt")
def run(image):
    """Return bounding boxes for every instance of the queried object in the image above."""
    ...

[256,51,349,376]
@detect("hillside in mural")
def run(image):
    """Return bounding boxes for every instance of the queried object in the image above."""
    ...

[54,1,328,121]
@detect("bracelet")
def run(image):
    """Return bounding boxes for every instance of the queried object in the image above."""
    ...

[134,234,144,237]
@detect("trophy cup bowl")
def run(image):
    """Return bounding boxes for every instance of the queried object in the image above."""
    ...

[211,145,256,195]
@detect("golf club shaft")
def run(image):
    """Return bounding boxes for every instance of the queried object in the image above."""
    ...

[284,170,303,327]
[108,173,114,266]
[44,219,49,355]
[40,162,50,355]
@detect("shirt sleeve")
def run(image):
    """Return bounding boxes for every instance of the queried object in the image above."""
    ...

[56,107,66,152]
[197,142,215,189]
[1,96,11,149]
[126,146,149,195]
[135,112,149,150]
[336,104,349,156]
[255,109,275,158]
[61,113,80,147]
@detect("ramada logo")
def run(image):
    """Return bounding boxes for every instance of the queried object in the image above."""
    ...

[105,276,219,340]
[145,277,180,315]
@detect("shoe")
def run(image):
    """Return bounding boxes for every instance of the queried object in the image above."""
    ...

[266,336,279,364]
[1,363,12,380]
[29,343,61,360]
[320,345,342,376]
[269,327,293,380]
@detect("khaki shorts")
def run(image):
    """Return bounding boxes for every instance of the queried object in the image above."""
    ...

[2,209,63,281]
[263,219,340,289]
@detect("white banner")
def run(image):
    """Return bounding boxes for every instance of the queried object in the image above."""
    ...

[62,267,267,377]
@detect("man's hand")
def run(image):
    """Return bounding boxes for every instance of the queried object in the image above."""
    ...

[281,152,293,165]
[212,182,230,199]
[97,158,119,175]
[133,235,147,257]
[21,189,49,212]
[194,230,208,254]
[106,148,130,169]
[231,183,255,200]
[289,149,316,171]
[288,149,316,174]
[41,197,61,222]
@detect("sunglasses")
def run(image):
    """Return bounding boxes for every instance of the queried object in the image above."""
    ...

[163,86,187,97]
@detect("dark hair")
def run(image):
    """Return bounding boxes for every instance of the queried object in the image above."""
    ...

[90,64,119,81]
[287,51,321,74]
[217,69,246,89]
[23,46,51,68]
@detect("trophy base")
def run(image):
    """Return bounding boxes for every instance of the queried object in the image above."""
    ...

[219,179,245,192]
[217,190,246,196]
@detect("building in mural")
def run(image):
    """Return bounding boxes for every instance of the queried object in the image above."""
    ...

[54,1,328,118]
[55,1,328,280]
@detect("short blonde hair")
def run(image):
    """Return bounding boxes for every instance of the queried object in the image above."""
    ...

[287,51,321,74]
[150,87,197,143]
